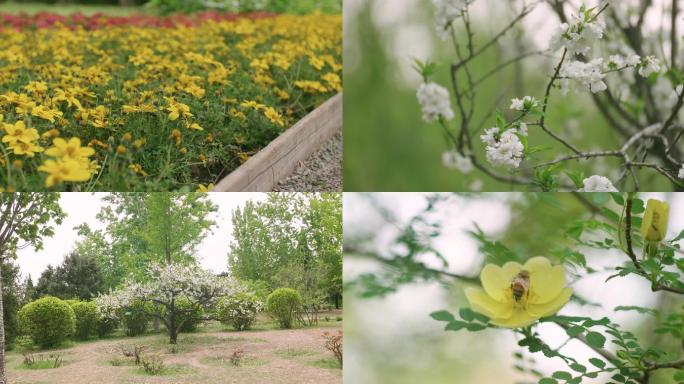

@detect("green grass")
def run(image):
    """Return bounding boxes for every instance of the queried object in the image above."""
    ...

[200,354,268,367]
[307,357,341,370]
[133,363,195,376]
[0,2,146,16]
[275,347,316,358]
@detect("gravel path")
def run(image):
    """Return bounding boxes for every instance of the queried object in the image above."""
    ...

[274,133,342,192]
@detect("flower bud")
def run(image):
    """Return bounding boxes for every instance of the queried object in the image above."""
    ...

[641,199,669,242]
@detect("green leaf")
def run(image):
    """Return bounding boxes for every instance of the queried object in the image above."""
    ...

[539,378,558,384]
[672,229,684,243]
[614,305,658,316]
[610,193,625,206]
[465,323,487,331]
[430,310,455,322]
[589,357,606,369]
[673,370,684,380]
[565,171,585,189]
[631,199,645,214]
[569,363,587,373]
[445,320,467,331]
[552,371,573,380]
[459,307,475,321]
[591,193,611,206]
[566,325,585,337]
[586,332,607,348]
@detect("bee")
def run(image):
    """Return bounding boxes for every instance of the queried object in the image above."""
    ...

[510,270,530,302]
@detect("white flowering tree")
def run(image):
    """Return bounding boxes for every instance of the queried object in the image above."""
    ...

[417,0,684,191]
[96,263,236,344]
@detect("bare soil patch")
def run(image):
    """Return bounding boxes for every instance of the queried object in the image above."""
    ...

[9,325,341,384]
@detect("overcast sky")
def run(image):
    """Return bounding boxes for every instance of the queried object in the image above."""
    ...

[15,193,268,281]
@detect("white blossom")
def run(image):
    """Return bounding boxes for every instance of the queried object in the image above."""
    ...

[625,54,641,66]
[518,122,528,136]
[417,82,454,122]
[638,56,661,77]
[442,150,473,173]
[433,0,473,39]
[560,59,607,94]
[481,128,525,168]
[678,166,684,180]
[579,175,618,192]
[509,96,540,112]
[549,12,604,56]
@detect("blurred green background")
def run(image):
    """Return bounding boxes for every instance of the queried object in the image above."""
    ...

[342,0,671,191]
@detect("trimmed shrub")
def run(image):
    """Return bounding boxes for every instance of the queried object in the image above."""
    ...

[18,296,76,348]
[216,292,263,331]
[266,288,302,329]
[67,301,99,340]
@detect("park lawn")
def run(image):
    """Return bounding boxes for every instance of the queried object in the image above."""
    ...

[8,316,342,384]
[0,3,146,16]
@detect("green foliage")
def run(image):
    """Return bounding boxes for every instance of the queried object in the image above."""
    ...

[35,252,104,300]
[96,315,118,338]
[18,296,76,348]
[75,193,217,289]
[266,288,302,329]
[3,261,22,349]
[216,291,262,331]
[170,298,204,333]
[67,300,99,340]
[122,301,148,337]
[229,193,342,308]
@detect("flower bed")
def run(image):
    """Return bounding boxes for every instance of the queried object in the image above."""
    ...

[0,11,341,191]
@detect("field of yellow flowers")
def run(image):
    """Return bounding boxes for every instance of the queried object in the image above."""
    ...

[0,12,341,191]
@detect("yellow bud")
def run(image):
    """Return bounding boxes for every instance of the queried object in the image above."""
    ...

[122,132,132,141]
[116,145,127,155]
[641,199,669,242]
[11,160,23,169]
[133,139,145,149]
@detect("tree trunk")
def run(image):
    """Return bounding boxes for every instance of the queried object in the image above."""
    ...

[0,264,6,384]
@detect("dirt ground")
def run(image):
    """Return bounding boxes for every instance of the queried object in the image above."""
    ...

[9,325,342,384]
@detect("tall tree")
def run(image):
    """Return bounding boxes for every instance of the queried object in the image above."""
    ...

[21,276,36,304]
[228,193,342,308]
[75,193,217,288]
[34,252,104,300]
[0,194,64,384]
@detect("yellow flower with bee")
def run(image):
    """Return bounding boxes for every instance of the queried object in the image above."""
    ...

[465,257,572,328]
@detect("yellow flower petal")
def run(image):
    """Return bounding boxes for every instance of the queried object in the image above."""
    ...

[527,287,573,318]
[465,287,513,319]
[490,308,538,328]
[480,264,513,302]
[525,257,565,304]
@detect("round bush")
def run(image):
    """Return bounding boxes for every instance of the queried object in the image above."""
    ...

[266,288,302,329]
[216,292,263,331]
[18,297,76,348]
[67,300,99,340]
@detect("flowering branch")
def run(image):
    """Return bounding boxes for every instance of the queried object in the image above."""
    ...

[417,1,684,191]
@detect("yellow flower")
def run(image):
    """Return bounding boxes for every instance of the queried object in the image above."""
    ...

[264,107,285,127]
[24,81,48,94]
[129,163,149,177]
[38,159,92,187]
[45,138,95,160]
[2,121,39,144]
[31,105,64,123]
[122,133,132,141]
[465,257,572,328]
[197,183,215,192]
[9,141,44,157]
[166,101,193,121]
[641,199,669,242]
